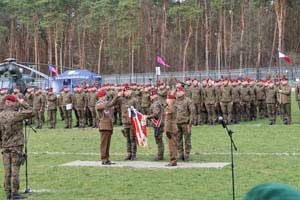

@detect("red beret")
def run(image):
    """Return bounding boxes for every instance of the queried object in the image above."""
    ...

[64,85,69,88]
[281,77,288,81]
[35,87,40,91]
[47,88,53,92]
[14,86,19,89]
[97,90,106,97]
[150,90,157,96]
[5,95,17,102]
[167,94,176,100]
[176,86,184,92]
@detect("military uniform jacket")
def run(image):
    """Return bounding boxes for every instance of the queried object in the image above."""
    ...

[158,88,167,104]
[280,85,291,104]
[25,93,34,106]
[47,94,57,110]
[120,96,138,126]
[240,86,251,102]
[256,86,266,101]
[204,85,216,105]
[175,96,195,124]
[191,86,201,104]
[96,96,119,131]
[184,85,192,99]
[220,85,233,103]
[73,92,87,110]
[88,92,98,108]
[141,91,151,108]
[266,87,277,104]
[62,91,73,106]
[249,86,257,102]
[149,100,164,127]
[0,104,34,149]
[164,104,177,133]
[33,93,45,111]
[232,86,241,103]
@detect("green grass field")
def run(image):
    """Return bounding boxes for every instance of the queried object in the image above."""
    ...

[1,97,300,200]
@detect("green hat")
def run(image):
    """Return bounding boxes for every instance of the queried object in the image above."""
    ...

[243,183,300,200]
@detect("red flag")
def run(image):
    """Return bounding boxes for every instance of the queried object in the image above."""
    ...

[279,52,291,64]
[128,107,148,147]
[156,56,170,68]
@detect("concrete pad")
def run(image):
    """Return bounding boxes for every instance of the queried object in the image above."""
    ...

[61,160,230,169]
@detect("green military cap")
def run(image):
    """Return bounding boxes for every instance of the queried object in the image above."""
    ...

[243,183,300,200]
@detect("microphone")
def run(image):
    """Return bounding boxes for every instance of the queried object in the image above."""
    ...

[218,116,226,128]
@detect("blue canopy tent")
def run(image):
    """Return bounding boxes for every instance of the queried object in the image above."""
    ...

[53,69,101,93]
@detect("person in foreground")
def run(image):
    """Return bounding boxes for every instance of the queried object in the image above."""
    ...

[0,95,34,200]
[244,183,300,200]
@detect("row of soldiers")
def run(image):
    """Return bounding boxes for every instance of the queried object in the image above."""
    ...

[0,76,293,131]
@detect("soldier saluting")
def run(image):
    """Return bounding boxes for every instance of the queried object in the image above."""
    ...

[0,95,34,200]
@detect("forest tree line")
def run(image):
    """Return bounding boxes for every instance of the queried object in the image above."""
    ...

[0,0,299,75]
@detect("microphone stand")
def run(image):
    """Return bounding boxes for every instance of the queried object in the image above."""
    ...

[24,120,37,194]
[222,120,238,200]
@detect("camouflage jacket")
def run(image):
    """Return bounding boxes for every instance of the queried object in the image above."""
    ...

[175,96,195,124]
[0,103,34,149]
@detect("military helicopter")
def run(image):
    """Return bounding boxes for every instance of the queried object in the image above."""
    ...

[0,58,46,94]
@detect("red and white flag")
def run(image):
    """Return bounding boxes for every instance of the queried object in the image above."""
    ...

[279,52,291,64]
[156,56,170,68]
[128,106,148,147]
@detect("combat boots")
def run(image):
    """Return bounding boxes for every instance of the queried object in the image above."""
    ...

[130,154,137,161]
[124,154,132,160]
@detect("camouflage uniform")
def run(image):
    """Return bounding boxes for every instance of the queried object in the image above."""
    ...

[57,93,64,121]
[61,90,73,128]
[0,102,33,199]
[87,90,98,128]
[279,84,291,124]
[204,85,216,125]
[33,92,45,129]
[220,84,233,124]
[296,84,300,111]
[256,85,266,119]
[240,85,251,121]
[175,95,195,161]
[215,85,223,120]
[266,85,277,125]
[148,99,164,160]
[73,91,87,128]
[47,93,57,129]
[191,85,201,125]
[141,90,151,115]
[232,84,241,123]
[158,88,167,107]
[249,84,257,120]
[120,95,138,160]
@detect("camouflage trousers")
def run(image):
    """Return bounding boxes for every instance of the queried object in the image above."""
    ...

[205,103,216,124]
[48,109,57,128]
[176,124,192,157]
[232,102,241,123]
[63,108,72,128]
[166,132,177,164]
[215,102,222,121]
[34,109,43,128]
[240,102,250,121]
[113,108,122,125]
[282,103,291,124]
[267,104,276,124]
[76,109,85,128]
[193,103,201,125]
[199,104,208,124]
[220,102,233,124]
[153,128,164,159]
[257,100,266,118]
[100,130,113,161]
[122,127,137,156]
[2,146,23,197]
[59,106,64,121]
[88,107,98,128]
[85,107,92,126]
[250,101,257,120]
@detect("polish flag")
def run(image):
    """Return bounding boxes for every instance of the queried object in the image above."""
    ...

[279,52,291,64]
[156,56,170,68]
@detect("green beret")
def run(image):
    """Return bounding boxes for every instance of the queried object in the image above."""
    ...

[243,183,300,200]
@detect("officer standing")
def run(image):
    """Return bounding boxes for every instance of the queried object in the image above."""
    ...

[279,78,291,124]
[266,81,277,125]
[33,88,45,129]
[240,80,251,121]
[96,90,121,165]
[141,86,151,115]
[164,93,178,166]
[74,86,87,128]
[148,90,164,161]
[204,79,216,125]
[0,95,34,200]
[88,86,98,128]
[220,79,233,124]
[62,86,73,129]
[175,86,195,161]
[47,88,57,129]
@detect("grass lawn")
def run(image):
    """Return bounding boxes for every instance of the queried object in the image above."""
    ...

[1,96,300,200]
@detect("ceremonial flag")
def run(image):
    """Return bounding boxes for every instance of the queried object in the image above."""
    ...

[156,56,170,68]
[128,106,148,147]
[278,52,291,64]
[48,64,59,76]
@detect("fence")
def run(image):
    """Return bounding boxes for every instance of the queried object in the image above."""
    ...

[101,66,300,85]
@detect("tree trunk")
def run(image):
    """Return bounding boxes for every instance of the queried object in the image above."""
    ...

[81,19,87,69]
[269,20,277,69]
[8,18,15,58]
[274,0,286,52]
[34,24,39,75]
[256,1,263,69]
[183,21,193,77]
[54,24,59,67]
[204,0,210,73]
[239,0,245,72]
[217,5,223,78]
[223,0,228,70]
[194,16,200,71]
[228,0,235,69]
[97,38,103,74]
[47,28,52,64]
[68,21,74,68]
